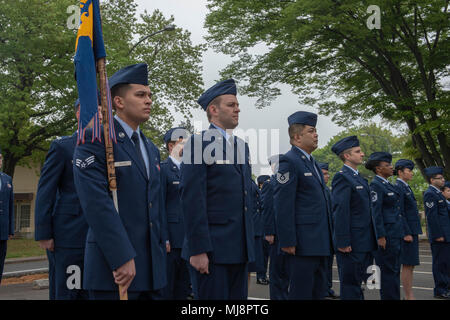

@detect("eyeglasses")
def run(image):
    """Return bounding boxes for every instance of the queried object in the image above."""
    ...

[431,176,445,180]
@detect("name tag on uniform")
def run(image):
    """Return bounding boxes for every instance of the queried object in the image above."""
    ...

[438,200,444,203]
[216,160,230,164]
[304,172,313,176]
[173,181,180,185]
[114,161,132,167]
[356,186,363,189]
[387,192,394,196]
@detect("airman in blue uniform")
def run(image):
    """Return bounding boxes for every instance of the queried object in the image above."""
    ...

[73,63,167,300]
[394,159,422,300]
[331,136,380,300]
[423,167,450,299]
[262,156,291,300]
[248,178,265,287]
[366,152,409,300]
[34,99,91,300]
[0,148,14,284]
[160,127,191,300]
[318,162,339,299]
[180,79,255,300]
[255,175,270,286]
[443,182,450,210]
[274,111,334,300]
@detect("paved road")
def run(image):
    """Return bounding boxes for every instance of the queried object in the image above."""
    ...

[3,259,48,278]
[0,241,440,300]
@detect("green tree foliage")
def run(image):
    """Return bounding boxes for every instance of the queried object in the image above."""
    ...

[0,0,204,177]
[204,0,450,179]
[313,123,428,206]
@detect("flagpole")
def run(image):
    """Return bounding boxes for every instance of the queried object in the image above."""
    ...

[97,58,128,301]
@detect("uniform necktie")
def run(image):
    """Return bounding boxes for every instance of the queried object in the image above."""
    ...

[131,131,147,177]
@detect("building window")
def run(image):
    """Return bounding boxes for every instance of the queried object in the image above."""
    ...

[14,203,31,231]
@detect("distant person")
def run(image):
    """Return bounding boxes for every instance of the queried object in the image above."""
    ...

[0,147,14,284]
[366,152,409,300]
[394,159,422,300]
[423,167,450,300]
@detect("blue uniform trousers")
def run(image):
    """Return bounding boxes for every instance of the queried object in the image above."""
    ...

[0,240,6,284]
[430,242,450,296]
[288,255,328,300]
[46,249,56,300]
[257,239,270,280]
[326,254,336,296]
[248,236,264,273]
[374,237,401,300]
[268,238,289,300]
[89,289,164,300]
[336,251,373,300]
[163,248,190,300]
[54,247,88,300]
[195,263,248,300]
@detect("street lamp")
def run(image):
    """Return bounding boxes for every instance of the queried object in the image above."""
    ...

[360,133,392,154]
[127,24,176,56]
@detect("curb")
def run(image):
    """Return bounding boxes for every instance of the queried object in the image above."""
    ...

[5,256,47,265]
[2,268,49,279]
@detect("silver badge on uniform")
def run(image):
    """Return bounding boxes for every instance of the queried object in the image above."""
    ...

[75,156,95,169]
[425,202,434,208]
[119,132,125,138]
[277,172,289,184]
[371,191,378,202]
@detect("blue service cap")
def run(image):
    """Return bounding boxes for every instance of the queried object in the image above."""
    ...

[365,152,392,170]
[109,63,149,89]
[318,162,329,171]
[163,127,189,144]
[268,154,282,165]
[287,111,317,127]
[394,159,414,171]
[331,136,360,155]
[257,175,270,185]
[444,181,450,189]
[197,79,237,111]
[424,166,443,178]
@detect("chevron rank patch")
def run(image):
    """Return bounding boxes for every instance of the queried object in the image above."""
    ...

[425,202,434,209]
[75,156,95,169]
[371,191,378,203]
[277,172,289,184]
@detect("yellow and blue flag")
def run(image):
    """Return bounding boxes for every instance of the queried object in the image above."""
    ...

[74,0,113,144]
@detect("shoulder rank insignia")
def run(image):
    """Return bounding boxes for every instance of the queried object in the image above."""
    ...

[425,202,434,209]
[277,172,289,184]
[371,191,378,202]
[75,156,95,169]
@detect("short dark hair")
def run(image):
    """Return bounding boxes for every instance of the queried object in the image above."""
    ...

[394,165,405,176]
[365,160,381,174]
[206,96,222,121]
[111,83,131,109]
[288,124,305,144]
[428,173,441,184]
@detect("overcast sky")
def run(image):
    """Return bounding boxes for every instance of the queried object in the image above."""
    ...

[135,0,345,175]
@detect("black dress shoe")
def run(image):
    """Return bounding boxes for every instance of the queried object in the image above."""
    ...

[325,292,340,300]
[256,278,270,285]
[434,292,450,300]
